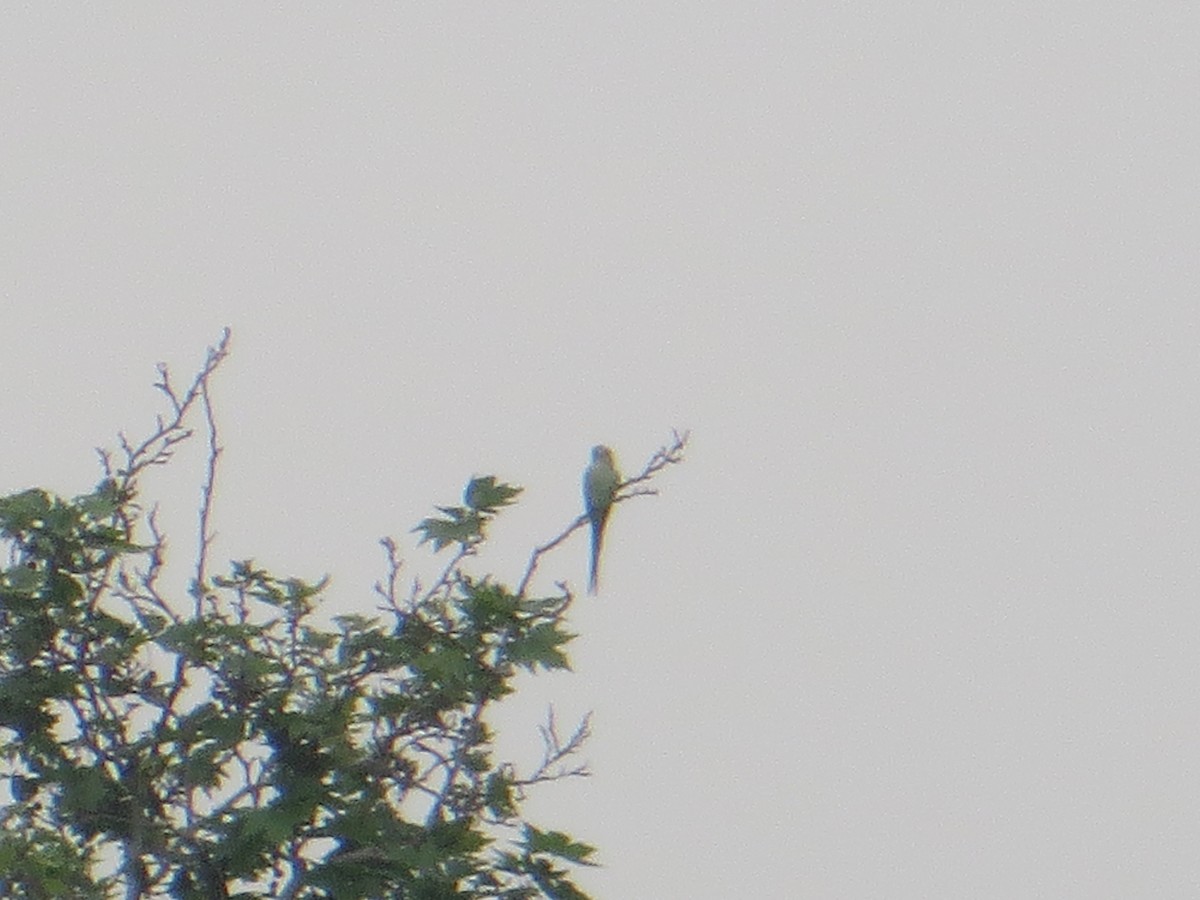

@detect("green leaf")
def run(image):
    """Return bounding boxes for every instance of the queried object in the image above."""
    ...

[42,501,80,535]
[43,570,84,605]
[182,749,223,790]
[459,579,520,626]
[3,562,42,593]
[463,476,522,512]
[418,644,472,682]
[88,610,135,642]
[137,611,169,635]
[507,624,574,672]
[0,488,51,531]
[60,765,111,815]
[484,772,517,820]
[414,506,483,551]
[74,484,121,518]
[523,825,597,866]
[157,620,212,660]
[333,613,379,633]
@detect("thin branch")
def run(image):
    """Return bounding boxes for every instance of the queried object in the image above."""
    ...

[190,361,224,617]
[373,536,405,615]
[424,697,486,828]
[519,707,592,787]
[114,327,231,493]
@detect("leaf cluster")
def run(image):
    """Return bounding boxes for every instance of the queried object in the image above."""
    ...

[414,477,522,553]
[0,334,615,899]
[0,477,593,899]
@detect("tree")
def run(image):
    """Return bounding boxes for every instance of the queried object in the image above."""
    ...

[0,330,687,899]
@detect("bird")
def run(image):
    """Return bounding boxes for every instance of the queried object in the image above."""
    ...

[583,445,621,594]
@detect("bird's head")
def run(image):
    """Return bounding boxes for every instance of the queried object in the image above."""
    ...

[591,445,615,465]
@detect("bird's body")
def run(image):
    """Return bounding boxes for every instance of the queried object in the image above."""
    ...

[583,445,620,593]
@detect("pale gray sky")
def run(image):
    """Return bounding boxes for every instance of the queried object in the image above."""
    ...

[3,6,1198,897]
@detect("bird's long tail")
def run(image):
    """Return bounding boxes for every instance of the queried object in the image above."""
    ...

[588,508,609,594]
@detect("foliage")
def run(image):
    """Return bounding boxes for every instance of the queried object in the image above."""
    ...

[0,332,686,898]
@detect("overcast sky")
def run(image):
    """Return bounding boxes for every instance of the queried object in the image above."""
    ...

[3,6,1199,897]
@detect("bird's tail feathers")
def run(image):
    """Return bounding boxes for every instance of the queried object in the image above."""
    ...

[588,511,607,594]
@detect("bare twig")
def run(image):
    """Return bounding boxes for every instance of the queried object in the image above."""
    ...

[111,328,231,494]
[373,536,406,614]
[190,360,224,617]
[519,707,592,788]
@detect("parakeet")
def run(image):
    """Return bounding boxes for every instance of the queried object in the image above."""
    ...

[583,445,620,593]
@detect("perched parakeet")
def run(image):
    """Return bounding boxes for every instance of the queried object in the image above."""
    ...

[583,445,620,593]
